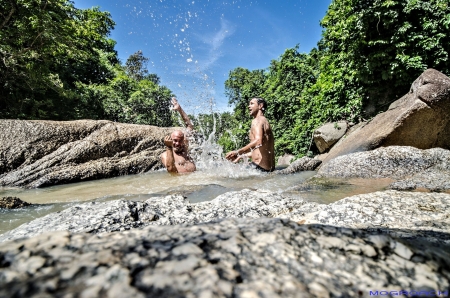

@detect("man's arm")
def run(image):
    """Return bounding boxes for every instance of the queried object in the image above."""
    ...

[225,119,263,161]
[172,97,193,131]
[161,136,178,173]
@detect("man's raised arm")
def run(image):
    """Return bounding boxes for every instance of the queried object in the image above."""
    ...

[172,97,193,131]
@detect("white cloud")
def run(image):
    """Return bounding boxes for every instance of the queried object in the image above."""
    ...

[196,18,235,71]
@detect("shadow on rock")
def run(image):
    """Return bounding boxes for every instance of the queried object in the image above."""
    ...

[0,219,448,298]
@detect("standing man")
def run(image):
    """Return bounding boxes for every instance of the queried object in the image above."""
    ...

[225,97,275,172]
[160,98,196,174]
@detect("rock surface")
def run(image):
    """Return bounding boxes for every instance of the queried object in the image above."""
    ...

[0,188,449,297]
[274,156,322,174]
[276,153,295,166]
[0,197,31,209]
[318,146,450,192]
[0,190,321,243]
[320,69,450,165]
[0,120,176,188]
[0,217,448,298]
[313,121,348,153]
[2,187,450,246]
[301,190,450,244]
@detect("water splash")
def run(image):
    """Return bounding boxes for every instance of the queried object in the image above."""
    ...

[188,113,264,178]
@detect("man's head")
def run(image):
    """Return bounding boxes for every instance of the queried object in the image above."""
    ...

[249,97,267,117]
[170,130,185,153]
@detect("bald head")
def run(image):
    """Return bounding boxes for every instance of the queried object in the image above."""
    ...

[171,130,184,139]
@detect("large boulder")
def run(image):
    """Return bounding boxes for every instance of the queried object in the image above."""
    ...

[313,121,348,153]
[319,69,450,165]
[0,120,176,188]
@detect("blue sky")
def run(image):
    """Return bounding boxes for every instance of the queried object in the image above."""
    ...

[73,0,332,114]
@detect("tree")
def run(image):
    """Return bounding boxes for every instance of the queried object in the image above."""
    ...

[262,46,320,155]
[0,0,118,119]
[319,0,450,115]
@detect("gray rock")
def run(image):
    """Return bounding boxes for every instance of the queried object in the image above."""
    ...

[302,190,450,246]
[0,218,448,297]
[313,121,348,153]
[389,168,450,192]
[320,69,450,165]
[277,154,295,166]
[317,146,450,192]
[275,156,322,174]
[0,189,322,243]
[0,197,31,209]
[318,146,450,179]
[0,120,177,188]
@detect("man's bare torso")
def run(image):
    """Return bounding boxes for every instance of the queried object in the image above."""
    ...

[249,115,275,171]
[161,150,196,173]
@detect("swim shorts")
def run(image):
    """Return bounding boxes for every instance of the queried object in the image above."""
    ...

[250,162,274,173]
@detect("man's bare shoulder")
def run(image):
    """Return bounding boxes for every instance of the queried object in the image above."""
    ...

[254,115,270,126]
[160,151,167,162]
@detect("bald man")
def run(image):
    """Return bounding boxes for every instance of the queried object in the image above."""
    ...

[160,98,196,173]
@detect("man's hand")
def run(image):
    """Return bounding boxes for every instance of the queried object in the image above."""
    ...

[225,150,238,161]
[232,155,244,163]
[171,97,181,111]
[164,135,173,148]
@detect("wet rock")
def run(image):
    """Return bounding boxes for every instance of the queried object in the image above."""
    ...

[318,146,450,192]
[313,121,348,153]
[0,218,448,297]
[301,190,450,246]
[275,156,322,174]
[389,168,450,192]
[3,187,450,250]
[0,120,177,188]
[277,154,295,166]
[0,197,31,209]
[0,189,322,243]
[320,69,450,165]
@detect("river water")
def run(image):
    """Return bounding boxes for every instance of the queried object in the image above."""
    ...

[0,160,393,235]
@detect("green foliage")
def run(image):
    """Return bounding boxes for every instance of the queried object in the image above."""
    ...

[320,0,450,113]
[0,2,174,126]
[0,0,118,119]
[79,63,174,126]
[263,46,321,155]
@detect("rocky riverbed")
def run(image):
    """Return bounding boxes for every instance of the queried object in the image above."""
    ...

[1,146,450,296]
[1,187,449,297]
[1,68,450,297]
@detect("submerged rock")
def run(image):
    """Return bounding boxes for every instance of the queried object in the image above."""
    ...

[274,156,322,174]
[0,120,177,188]
[0,197,31,209]
[0,217,448,297]
[319,69,450,165]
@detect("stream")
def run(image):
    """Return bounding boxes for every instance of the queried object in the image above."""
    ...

[0,163,393,235]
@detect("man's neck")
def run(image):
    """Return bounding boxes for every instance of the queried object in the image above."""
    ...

[253,111,264,118]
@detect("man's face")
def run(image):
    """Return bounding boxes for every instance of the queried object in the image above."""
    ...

[248,98,261,117]
[171,132,185,153]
